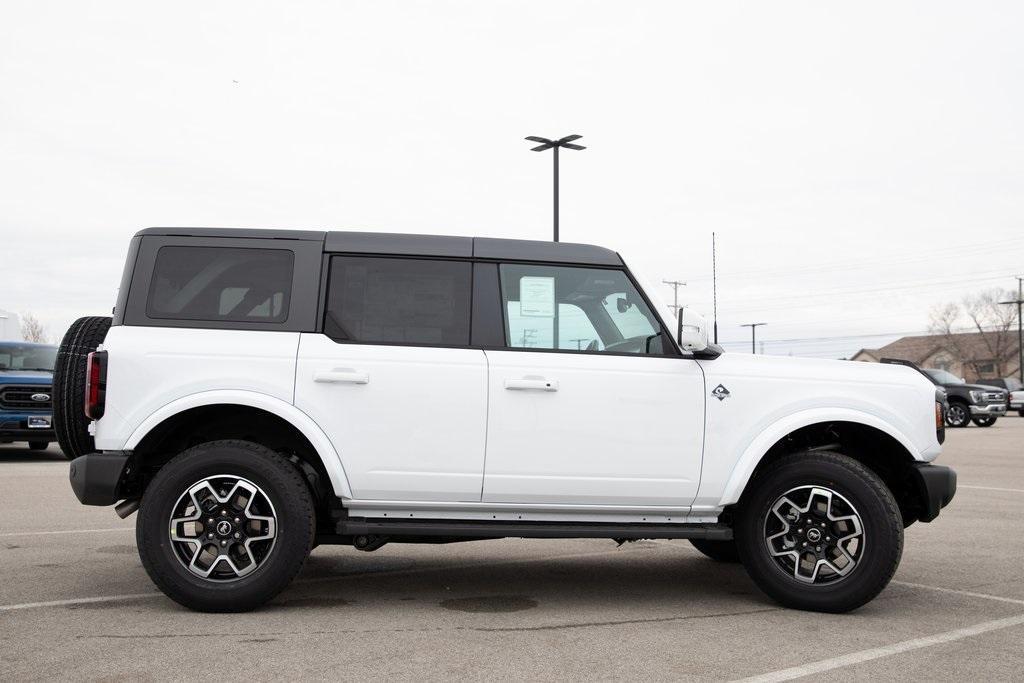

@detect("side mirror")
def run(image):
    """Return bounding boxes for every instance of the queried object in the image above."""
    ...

[676,308,708,352]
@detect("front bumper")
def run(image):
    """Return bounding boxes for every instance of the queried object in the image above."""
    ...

[970,403,1007,416]
[910,463,957,523]
[0,412,54,441]
[69,452,131,505]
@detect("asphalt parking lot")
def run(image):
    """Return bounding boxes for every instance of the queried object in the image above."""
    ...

[1,420,1022,681]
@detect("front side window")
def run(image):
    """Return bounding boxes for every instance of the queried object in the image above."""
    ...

[499,264,671,355]
[147,246,293,323]
[325,256,472,346]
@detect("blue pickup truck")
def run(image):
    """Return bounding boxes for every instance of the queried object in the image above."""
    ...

[0,341,57,451]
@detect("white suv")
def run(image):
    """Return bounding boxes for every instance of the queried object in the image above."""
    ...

[57,228,955,613]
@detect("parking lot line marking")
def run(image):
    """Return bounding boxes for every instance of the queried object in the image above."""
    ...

[0,527,133,538]
[0,593,161,612]
[733,613,1024,683]
[959,484,1024,494]
[892,580,1024,607]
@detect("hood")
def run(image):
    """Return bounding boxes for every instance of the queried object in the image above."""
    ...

[0,370,53,385]
[960,383,1007,394]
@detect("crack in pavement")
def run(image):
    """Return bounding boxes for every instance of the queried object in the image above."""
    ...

[73,607,781,640]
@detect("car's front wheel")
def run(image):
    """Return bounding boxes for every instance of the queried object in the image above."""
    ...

[137,440,315,612]
[945,401,971,428]
[735,451,902,613]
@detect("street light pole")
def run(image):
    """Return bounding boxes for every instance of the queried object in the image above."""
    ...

[740,322,767,354]
[999,276,1024,383]
[525,134,585,242]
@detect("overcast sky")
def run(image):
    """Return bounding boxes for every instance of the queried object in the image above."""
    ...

[2,1,1022,357]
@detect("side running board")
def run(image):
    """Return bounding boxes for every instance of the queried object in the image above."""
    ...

[336,518,732,541]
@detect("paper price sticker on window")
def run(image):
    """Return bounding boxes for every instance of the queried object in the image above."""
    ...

[519,276,555,317]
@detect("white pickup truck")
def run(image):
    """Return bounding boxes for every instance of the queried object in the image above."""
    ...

[56,228,955,614]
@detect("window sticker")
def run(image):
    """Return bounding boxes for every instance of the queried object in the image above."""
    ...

[519,276,555,317]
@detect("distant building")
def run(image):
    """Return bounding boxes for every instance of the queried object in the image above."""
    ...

[852,331,1020,382]
[0,309,21,341]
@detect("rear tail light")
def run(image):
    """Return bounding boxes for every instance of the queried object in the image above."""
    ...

[84,351,108,419]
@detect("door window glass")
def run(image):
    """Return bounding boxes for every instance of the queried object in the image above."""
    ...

[499,264,670,355]
[325,256,472,345]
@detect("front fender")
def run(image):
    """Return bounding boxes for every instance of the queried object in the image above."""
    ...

[122,390,353,499]
[716,407,928,507]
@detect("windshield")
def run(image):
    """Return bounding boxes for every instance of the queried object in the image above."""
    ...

[924,368,963,385]
[0,343,58,372]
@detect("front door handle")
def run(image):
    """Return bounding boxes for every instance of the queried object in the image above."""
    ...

[504,377,558,392]
[314,368,369,384]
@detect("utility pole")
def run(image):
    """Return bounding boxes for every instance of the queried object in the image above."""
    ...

[524,135,586,242]
[662,279,687,320]
[999,276,1024,383]
[740,322,767,354]
[569,338,589,351]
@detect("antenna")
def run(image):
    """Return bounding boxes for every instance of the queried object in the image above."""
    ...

[712,232,719,344]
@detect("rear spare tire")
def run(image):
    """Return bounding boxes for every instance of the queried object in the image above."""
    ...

[53,316,111,460]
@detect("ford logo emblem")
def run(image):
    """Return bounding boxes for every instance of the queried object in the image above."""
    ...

[31,393,50,402]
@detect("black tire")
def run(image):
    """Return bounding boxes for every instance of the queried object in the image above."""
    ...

[689,538,741,562]
[735,451,903,613]
[1019,409,1024,417]
[971,416,997,427]
[27,441,49,451]
[53,316,111,460]
[944,401,971,428]
[137,440,315,612]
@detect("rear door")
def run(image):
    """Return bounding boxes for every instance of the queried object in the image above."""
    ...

[294,255,488,502]
[481,262,706,506]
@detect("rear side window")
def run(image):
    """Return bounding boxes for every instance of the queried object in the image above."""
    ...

[146,246,294,323]
[325,256,472,346]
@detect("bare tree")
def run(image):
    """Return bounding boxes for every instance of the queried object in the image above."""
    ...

[20,313,48,343]
[929,289,1019,377]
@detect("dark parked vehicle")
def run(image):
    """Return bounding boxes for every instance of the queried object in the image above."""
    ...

[0,341,57,451]
[921,368,1008,428]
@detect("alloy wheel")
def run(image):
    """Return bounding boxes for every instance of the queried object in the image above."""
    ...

[763,485,865,584]
[168,475,277,582]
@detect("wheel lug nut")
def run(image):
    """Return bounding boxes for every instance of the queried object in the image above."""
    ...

[815,546,821,551]
[234,518,240,523]
[234,532,241,539]
[221,510,228,516]
[220,540,227,547]
[207,533,213,539]
[803,542,808,547]
[207,518,214,524]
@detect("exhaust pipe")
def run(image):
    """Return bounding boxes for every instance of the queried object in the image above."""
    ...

[114,498,140,519]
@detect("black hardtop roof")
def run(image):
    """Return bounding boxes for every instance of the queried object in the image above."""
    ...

[137,227,623,266]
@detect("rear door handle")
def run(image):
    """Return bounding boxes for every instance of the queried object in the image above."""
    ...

[504,377,558,392]
[314,368,369,384]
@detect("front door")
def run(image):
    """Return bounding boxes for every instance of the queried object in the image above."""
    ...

[482,263,705,506]
[294,255,487,502]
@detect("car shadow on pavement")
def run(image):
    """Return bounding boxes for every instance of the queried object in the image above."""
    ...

[259,542,769,613]
[0,444,67,462]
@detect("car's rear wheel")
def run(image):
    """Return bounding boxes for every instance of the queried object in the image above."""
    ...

[27,441,49,451]
[137,440,315,612]
[52,316,111,460]
[971,416,997,427]
[689,538,740,562]
[735,451,902,613]
[945,401,971,428]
